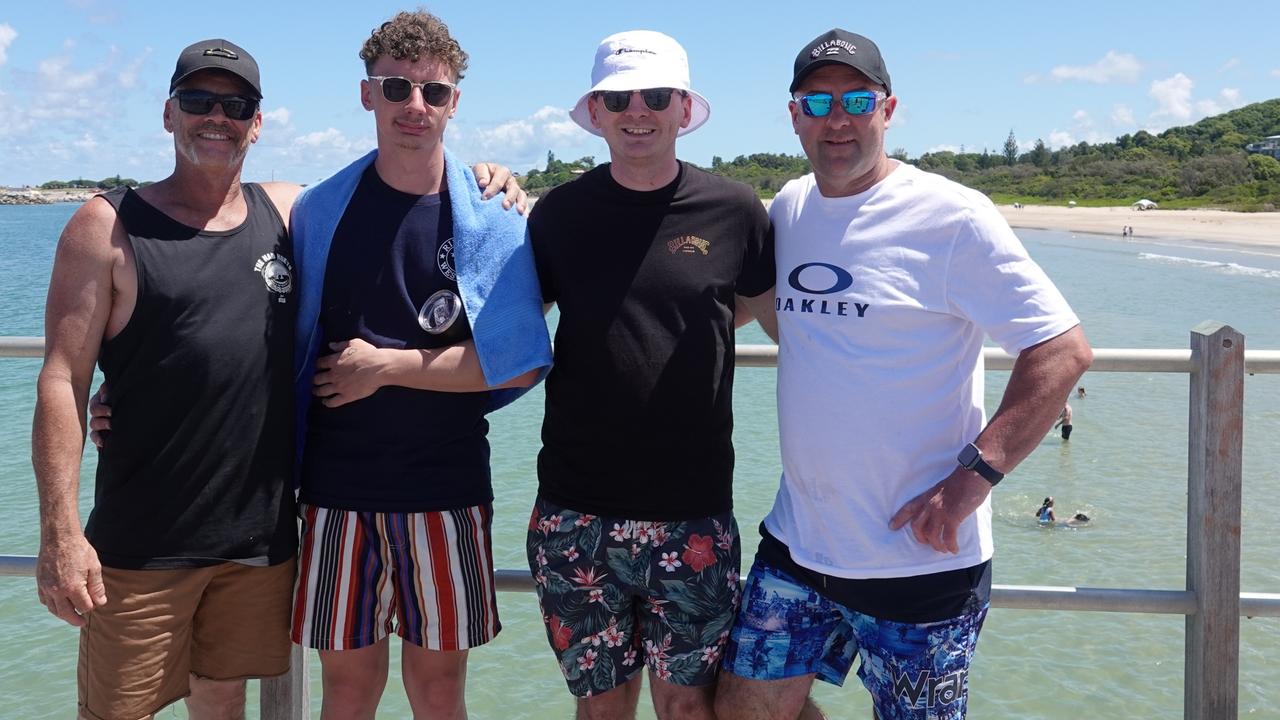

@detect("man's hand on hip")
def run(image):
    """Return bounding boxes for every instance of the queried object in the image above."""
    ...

[36,533,107,627]
[889,469,992,554]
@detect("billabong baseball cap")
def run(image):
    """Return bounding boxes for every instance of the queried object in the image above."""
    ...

[789,29,891,96]
[569,30,710,137]
[170,39,262,99]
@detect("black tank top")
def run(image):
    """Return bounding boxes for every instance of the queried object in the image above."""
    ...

[88,184,297,569]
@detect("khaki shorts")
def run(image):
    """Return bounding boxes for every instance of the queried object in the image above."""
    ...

[77,559,295,720]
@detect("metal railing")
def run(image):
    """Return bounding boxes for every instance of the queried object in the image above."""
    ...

[4,326,1279,719]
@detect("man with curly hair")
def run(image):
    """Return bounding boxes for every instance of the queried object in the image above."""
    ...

[288,10,551,719]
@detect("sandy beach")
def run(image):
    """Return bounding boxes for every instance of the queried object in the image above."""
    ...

[998,204,1279,250]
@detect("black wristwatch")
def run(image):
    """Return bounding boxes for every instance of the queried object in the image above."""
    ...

[957,443,1004,486]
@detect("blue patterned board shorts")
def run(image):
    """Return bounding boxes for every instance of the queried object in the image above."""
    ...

[526,496,741,698]
[723,559,988,720]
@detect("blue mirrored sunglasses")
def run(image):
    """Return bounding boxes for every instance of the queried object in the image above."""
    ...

[796,90,886,118]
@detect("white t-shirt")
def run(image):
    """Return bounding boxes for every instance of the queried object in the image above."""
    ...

[764,163,1079,579]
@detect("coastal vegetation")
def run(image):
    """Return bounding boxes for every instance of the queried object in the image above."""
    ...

[524,98,1280,211]
[37,176,146,190]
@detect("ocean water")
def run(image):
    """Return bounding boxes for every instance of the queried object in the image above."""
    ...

[0,203,1277,719]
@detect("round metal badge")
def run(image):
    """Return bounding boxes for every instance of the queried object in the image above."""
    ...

[418,289,462,334]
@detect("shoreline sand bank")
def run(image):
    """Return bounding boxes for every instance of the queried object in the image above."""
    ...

[997,205,1278,250]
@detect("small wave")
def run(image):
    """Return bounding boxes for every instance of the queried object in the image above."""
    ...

[1137,252,1280,279]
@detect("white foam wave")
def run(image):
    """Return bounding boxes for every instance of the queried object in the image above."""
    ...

[1137,252,1280,279]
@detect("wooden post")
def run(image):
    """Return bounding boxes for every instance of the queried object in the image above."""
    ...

[1184,322,1243,720]
[261,644,309,719]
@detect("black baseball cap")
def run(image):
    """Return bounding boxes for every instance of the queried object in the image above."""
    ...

[790,29,891,96]
[170,39,262,99]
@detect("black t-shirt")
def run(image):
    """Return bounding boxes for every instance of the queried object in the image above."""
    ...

[529,162,774,520]
[301,166,492,512]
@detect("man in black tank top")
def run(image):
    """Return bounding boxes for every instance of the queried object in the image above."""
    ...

[33,39,305,720]
[32,37,530,720]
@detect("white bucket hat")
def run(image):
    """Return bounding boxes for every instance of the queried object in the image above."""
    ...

[569,30,711,137]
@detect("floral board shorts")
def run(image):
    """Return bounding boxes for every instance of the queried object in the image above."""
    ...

[723,558,989,720]
[526,496,741,698]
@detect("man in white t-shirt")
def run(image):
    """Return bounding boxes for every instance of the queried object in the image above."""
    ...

[716,29,1092,720]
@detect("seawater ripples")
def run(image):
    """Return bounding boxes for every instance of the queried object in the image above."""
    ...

[1138,251,1280,280]
[0,214,1277,718]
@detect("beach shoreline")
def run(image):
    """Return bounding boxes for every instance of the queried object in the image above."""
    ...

[997,204,1279,250]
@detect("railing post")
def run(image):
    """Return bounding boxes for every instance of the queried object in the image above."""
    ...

[261,644,309,719]
[1184,321,1243,720]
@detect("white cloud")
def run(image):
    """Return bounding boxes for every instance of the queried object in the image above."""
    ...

[925,144,961,154]
[1050,51,1142,84]
[72,133,98,152]
[1111,104,1135,126]
[1272,69,1280,78]
[1022,74,1042,84]
[447,105,602,172]
[1218,58,1239,73]
[1047,131,1075,149]
[262,108,292,128]
[1195,88,1245,118]
[0,24,17,67]
[1149,73,1194,121]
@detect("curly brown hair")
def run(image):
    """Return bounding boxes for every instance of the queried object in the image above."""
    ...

[360,9,469,81]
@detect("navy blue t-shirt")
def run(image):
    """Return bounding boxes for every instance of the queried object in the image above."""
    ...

[300,166,492,512]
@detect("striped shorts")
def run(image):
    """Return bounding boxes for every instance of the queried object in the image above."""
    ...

[291,503,500,651]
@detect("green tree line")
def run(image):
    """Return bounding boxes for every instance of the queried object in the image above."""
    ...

[39,176,147,190]
[525,98,1280,210]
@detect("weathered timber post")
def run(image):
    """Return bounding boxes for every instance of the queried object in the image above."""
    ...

[261,633,309,718]
[1184,321,1243,720]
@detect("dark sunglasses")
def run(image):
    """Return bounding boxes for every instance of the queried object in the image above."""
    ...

[368,76,457,107]
[170,90,258,121]
[595,88,685,113]
[796,90,886,118]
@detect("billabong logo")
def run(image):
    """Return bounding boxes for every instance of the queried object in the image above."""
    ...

[254,253,293,301]
[810,39,857,59]
[437,237,456,281]
[668,235,710,255]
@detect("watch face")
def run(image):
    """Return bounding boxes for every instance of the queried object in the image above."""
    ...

[958,443,979,467]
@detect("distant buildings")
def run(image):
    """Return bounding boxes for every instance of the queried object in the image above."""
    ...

[1245,135,1280,159]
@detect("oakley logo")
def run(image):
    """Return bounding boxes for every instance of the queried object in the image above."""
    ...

[787,262,853,295]
[203,47,239,60]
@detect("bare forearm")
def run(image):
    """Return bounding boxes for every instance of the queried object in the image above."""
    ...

[380,342,538,392]
[976,326,1092,472]
[32,375,89,539]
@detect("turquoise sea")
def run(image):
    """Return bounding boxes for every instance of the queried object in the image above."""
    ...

[0,202,1277,718]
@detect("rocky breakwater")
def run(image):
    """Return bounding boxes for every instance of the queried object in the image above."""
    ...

[0,189,97,205]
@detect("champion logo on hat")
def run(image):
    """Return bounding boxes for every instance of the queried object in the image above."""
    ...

[615,48,657,56]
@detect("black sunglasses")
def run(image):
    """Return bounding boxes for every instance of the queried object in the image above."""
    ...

[170,90,258,121]
[368,76,457,107]
[595,88,685,113]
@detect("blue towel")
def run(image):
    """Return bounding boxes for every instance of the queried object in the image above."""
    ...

[290,148,551,464]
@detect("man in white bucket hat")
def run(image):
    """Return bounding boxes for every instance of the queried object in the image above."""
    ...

[523,30,777,719]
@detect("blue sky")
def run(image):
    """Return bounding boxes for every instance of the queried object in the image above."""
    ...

[1,0,1277,186]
